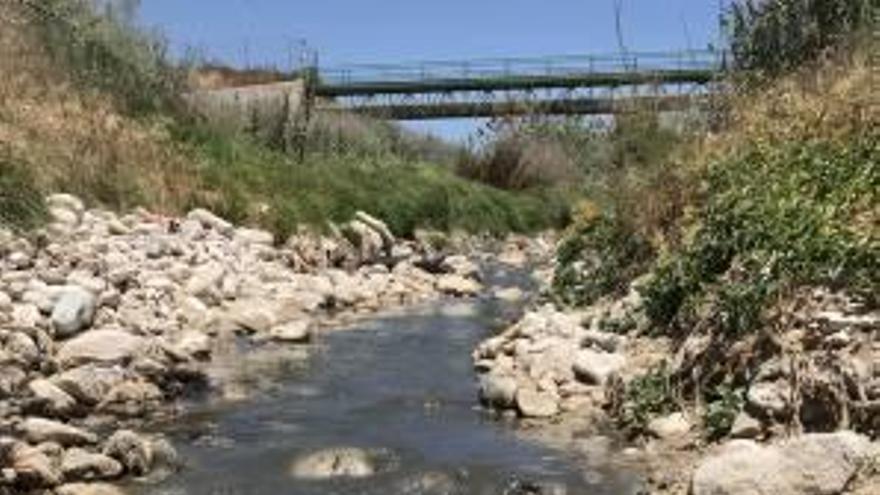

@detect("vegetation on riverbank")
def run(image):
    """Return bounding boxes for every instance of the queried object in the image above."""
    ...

[551,0,878,441]
[0,0,569,238]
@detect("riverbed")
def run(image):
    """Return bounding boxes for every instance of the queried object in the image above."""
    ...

[140,266,641,495]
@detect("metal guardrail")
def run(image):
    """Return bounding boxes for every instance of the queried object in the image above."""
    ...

[318,50,722,86]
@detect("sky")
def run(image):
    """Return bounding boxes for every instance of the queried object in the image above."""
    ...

[138,0,726,141]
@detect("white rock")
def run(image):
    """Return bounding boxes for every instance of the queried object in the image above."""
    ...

[56,482,127,495]
[647,412,691,440]
[60,448,123,481]
[729,411,762,439]
[186,209,233,236]
[56,330,147,369]
[46,194,85,217]
[51,287,97,338]
[691,432,875,495]
[436,274,482,296]
[572,349,626,385]
[7,251,32,270]
[52,366,129,406]
[0,291,12,312]
[746,381,790,416]
[479,373,518,408]
[235,228,275,246]
[354,211,395,250]
[516,388,559,418]
[19,418,97,446]
[28,379,78,416]
[289,447,376,480]
[269,320,313,343]
[9,441,62,487]
[102,430,152,476]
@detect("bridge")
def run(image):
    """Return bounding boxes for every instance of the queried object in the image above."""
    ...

[310,50,724,120]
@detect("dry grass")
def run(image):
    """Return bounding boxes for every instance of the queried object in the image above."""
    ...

[0,3,199,213]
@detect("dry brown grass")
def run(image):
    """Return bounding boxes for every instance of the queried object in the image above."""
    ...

[0,3,199,213]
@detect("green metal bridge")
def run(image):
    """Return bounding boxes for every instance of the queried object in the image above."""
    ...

[311,50,725,120]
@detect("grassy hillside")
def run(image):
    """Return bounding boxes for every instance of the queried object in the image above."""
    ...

[0,0,568,237]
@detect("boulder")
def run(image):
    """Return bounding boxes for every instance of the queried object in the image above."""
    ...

[56,330,146,369]
[572,349,626,385]
[289,447,376,480]
[515,388,559,418]
[9,441,62,488]
[646,412,691,440]
[226,301,277,334]
[186,209,233,236]
[51,288,97,338]
[269,320,313,343]
[354,211,395,251]
[28,379,78,416]
[102,430,151,476]
[56,483,128,495]
[436,275,481,297]
[440,255,479,279]
[729,411,762,439]
[46,194,85,219]
[184,264,225,300]
[97,380,163,417]
[747,380,791,416]
[19,418,97,447]
[479,373,518,409]
[52,366,129,406]
[60,448,123,481]
[235,228,274,246]
[691,432,874,495]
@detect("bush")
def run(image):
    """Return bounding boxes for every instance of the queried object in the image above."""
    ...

[641,136,879,333]
[617,364,677,434]
[553,211,654,307]
[726,0,873,77]
[704,384,744,441]
[0,157,47,232]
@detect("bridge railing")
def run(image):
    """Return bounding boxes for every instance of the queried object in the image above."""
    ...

[318,50,722,86]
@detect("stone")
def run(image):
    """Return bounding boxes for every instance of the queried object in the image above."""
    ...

[10,441,62,488]
[60,448,123,481]
[97,380,163,417]
[52,287,97,338]
[52,366,129,406]
[5,331,40,366]
[19,418,97,446]
[0,365,27,397]
[354,211,395,251]
[172,330,211,359]
[56,483,128,495]
[572,349,626,385]
[269,320,313,343]
[479,373,518,408]
[235,228,275,246]
[729,411,762,439]
[7,251,32,270]
[746,380,791,416]
[185,264,225,299]
[227,301,277,334]
[440,255,480,279]
[646,412,691,440]
[56,330,146,369]
[691,432,874,495]
[102,430,152,476]
[289,447,376,480]
[0,291,12,312]
[186,209,233,236]
[494,287,524,302]
[46,194,85,218]
[343,220,385,263]
[516,388,559,418]
[436,274,482,297]
[28,379,78,416]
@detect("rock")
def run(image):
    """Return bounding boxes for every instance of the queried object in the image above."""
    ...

[184,263,225,299]
[342,220,385,263]
[52,366,129,406]
[235,228,275,246]
[0,291,12,313]
[691,432,874,495]
[289,447,376,480]
[9,441,62,488]
[0,365,27,397]
[494,287,524,302]
[646,412,691,440]
[102,430,152,476]
[19,418,97,446]
[572,349,626,385]
[227,301,277,334]
[56,483,128,495]
[187,209,233,236]
[46,194,85,218]
[60,448,123,481]
[7,251,33,270]
[479,373,518,408]
[56,330,146,369]
[172,330,211,359]
[729,411,762,439]
[436,275,482,297]
[354,211,395,251]
[52,288,97,338]
[28,379,78,416]
[440,255,479,279]
[269,320,313,343]
[4,331,40,366]
[97,380,163,417]
[746,381,791,416]
[516,388,559,418]
[394,471,458,495]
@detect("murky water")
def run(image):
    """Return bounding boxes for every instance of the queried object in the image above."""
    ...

[141,266,640,495]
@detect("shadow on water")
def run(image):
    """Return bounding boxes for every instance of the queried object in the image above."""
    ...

[140,265,641,494]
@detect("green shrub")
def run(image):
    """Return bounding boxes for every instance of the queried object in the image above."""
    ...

[704,384,744,441]
[726,0,872,77]
[0,157,47,232]
[553,215,654,307]
[618,364,677,434]
[641,136,879,333]
[23,0,183,115]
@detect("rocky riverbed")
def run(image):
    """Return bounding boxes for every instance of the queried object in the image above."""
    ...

[473,245,880,494]
[0,194,525,494]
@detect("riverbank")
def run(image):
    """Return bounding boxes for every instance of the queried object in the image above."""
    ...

[473,251,880,494]
[0,194,519,494]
